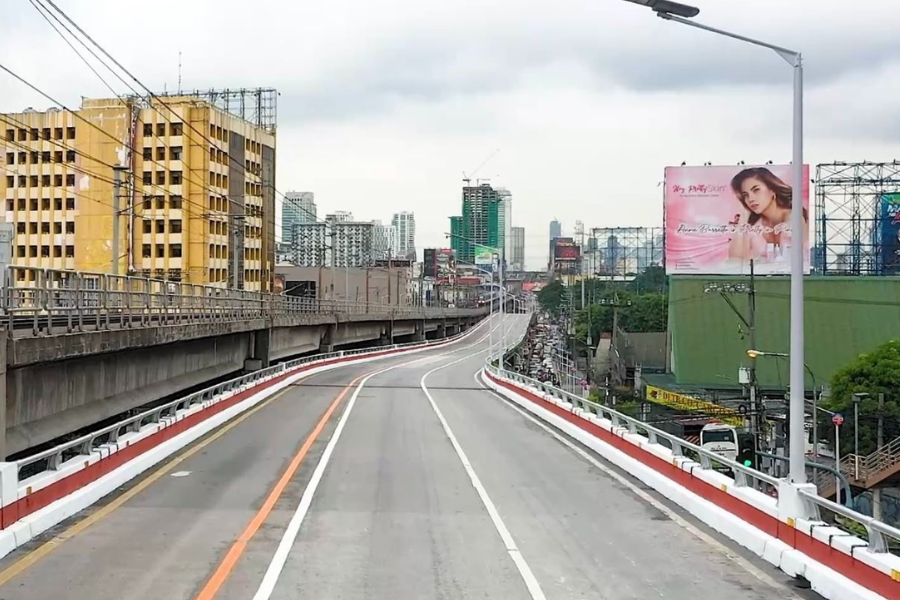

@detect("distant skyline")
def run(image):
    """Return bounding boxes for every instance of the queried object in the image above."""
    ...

[3,0,897,271]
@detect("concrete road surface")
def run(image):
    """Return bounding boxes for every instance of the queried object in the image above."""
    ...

[0,314,820,600]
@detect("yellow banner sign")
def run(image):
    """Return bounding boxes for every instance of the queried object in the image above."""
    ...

[644,385,743,427]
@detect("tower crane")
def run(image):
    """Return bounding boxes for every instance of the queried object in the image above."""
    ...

[462,148,500,186]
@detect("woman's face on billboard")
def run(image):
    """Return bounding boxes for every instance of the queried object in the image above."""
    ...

[739,176,776,215]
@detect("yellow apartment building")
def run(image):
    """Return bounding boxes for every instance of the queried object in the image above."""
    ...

[0,93,276,291]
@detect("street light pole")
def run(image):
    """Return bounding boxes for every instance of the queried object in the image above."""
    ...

[653,8,805,483]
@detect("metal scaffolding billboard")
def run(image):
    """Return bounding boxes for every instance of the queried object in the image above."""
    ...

[588,227,663,277]
[815,162,900,275]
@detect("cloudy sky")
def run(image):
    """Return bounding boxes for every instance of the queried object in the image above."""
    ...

[1,0,897,269]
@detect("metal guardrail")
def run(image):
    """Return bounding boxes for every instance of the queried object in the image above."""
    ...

[486,342,900,554]
[1,266,485,336]
[16,327,470,482]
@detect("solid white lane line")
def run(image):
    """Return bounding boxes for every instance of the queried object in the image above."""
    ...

[249,320,504,600]
[421,350,547,600]
[474,370,803,597]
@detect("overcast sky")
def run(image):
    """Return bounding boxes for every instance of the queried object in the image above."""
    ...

[2,0,897,269]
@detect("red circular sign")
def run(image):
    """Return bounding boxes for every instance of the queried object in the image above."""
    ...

[832,414,844,426]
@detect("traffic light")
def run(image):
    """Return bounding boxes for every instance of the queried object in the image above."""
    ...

[736,433,757,470]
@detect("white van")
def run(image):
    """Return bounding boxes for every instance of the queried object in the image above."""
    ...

[700,422,738,462]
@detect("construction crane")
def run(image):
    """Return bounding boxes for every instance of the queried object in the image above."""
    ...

[462,148,500,186]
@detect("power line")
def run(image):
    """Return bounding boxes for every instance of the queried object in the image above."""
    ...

[39,0,323,228]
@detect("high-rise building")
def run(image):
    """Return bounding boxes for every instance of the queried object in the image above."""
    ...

[325,211,353,223]
[496,188,512,264]
[291,222,328,267]
[0,94,277,291]
[390,211,416,260]
[331,220,374,267]
[455,183,504,264]
[282,191,315,242]
[549,219,562,270]
[372,220,392,262]
[449,216,463,256]
[510,226,525,271]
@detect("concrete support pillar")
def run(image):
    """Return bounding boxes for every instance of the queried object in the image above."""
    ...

[414,321,426,342]
[380,322,394,346]
[244,329,271,372]
[321,323,337,354]
[437,319,447,339]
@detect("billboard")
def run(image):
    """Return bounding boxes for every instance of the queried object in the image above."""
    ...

[474,244,497,267]
[553,237,580,262]
[423,248,437,278]
[436,248,456,279]
[879,194,900,275]
[664,165,811,275]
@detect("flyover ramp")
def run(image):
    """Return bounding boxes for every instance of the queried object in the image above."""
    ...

[0,314,814,600]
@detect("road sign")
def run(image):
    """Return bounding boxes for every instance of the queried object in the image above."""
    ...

[832,414,844,426]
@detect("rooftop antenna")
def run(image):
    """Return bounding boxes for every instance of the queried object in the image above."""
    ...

[178,51,182,93]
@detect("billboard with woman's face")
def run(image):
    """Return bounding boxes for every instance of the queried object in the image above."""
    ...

[664,165,811,275]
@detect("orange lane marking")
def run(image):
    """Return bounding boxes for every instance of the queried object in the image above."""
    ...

[193,370,368,600]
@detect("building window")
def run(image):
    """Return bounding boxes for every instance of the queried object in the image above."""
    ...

[53,245,62,258]
[171,123,183,136]
[170,171,182,185]
[30,151,38,164]
[170,244,182,257]
[169,195,182,209]
[156,147,165,161]
[66,150,75,163]
[143,172,152,185]
[65,245,74,258]
[4,130,13,141]
[156,244,165,257]
[17,199,25,211]
[143,220,152,234]
[29,246,37,258]
[42,151,50,163]
[41,197,50,210]
[5,200,12,211]
[17,129,26,142]
[30,128,39,141]
[42,175,51,187]
[66,174,75,186]
[142,148,152,160]
[5,176,12,187]
[53,222,62,234]
[156,123,165,137]
[142,244,151,258]
[54,151,63,163]
[153,196,164,210]
[54,198,62,210]
[42,127,50,140]
[29,199,38,212]
[54,174,62,187]
[170,146,182,161]
[30,175,38,187]
[4,152,12,165]
[156,220,165,233]
[66,127,75,140]
[41,222,50,234]
[16,246,25,258]
[65,221,74,234]
[66,197,75,210]
[170,220,182,233]
[143,123,153,137]
[142,196,152,210]
[54,127,63,140]
[156,171,165,185]
[15,223,25,234]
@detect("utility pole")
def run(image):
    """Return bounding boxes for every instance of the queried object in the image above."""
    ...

[748,260,762,452]
[874,393,885,520]
[112,166,128,275]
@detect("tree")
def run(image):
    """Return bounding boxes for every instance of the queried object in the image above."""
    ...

[629,266,666,295]
[623,293,667,332]
[537,280,566,315]
[823,339,900,456]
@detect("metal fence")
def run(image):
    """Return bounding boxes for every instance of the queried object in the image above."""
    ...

[17,327,471,483]
[484,357,900,554]
[1,266,483,336]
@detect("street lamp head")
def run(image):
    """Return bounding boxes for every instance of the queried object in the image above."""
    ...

[746,349,762,359]
[620,0,700,18]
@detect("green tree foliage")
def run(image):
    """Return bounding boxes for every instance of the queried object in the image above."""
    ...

[823,339,900,456]
[629,265,666,295]
[537,280,566,315]
[572,291,668,346]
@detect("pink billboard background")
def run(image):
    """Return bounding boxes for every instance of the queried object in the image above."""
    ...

[664,165,811,275]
